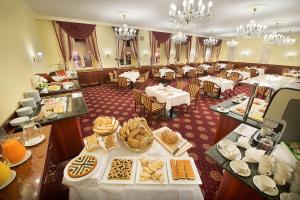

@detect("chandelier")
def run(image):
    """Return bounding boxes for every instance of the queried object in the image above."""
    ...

[114,14,137,40]
[237,8,267,38]
[203,36,218,46]
[169,0,213,26]
[172,32,188,44]
[227,39,238,48]
[263,24,296,46]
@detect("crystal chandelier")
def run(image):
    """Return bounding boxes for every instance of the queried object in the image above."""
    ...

[172,32,188,44]
[227,39,238,48]
[263,24,296,46]
[203,36,218,46]
[169,0,213,26]
[237,8,267,38]
[114,14,137,41]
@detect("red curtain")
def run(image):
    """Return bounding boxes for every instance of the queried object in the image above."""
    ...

[212,40,223,61]
[129,37,140,66]
[196,37,206,62]
[150,31,171,65]
[186,36,192,63]
[53,21,102,69]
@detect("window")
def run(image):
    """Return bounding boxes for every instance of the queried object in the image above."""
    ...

[120,41,132,66]
[71,39,94,69]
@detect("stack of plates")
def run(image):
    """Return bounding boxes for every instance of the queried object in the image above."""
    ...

[10,116,30,126]
[19,98,36,108]
[24,90,41,102]
[16,107,33,117]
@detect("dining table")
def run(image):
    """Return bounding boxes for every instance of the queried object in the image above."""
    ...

[245,67,265,76]
[182,66,196,74]
[159,68,175,78]
[145,85,190,118]
[199,76,234,93]
[216,63,227,69]
[63,127,204,200]
[282,70,300,78]
[119,71,140,83]
[200,64,213,71]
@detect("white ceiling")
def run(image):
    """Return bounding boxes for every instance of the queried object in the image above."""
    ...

[23,0,300,37]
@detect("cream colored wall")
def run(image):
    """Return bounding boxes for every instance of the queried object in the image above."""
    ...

[219,34,300,66]
[0,0,62,124]
[138,30,151,66]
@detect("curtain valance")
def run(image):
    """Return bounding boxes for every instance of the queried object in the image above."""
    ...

[56,21,96,40]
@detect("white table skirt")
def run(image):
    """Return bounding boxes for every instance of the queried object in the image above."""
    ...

[182,66,196,74]
[119,71,140,83]
[64,132,204,200]
[159,68,175,78]
[200,64,212,71]
[199,76,234,92]
[145,85,190,111]
[216,63,227,69]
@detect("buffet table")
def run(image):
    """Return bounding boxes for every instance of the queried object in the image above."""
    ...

[63,128,204,200]
[39,80,80,97]
[145,85,190,111]
[119,71,140,83]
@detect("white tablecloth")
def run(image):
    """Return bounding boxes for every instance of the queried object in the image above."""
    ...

[245,67,265,75]
[119,71,140,83]
[199,76,234,92]
[145,85,190,111]
[241,74,297,90]
[200,64,212,71]
[182,66,196,74]
[159,68,174,78]
[283,72,300,78]
[63,131,204,200]
[217,63,227,69]
[227,70,250,80]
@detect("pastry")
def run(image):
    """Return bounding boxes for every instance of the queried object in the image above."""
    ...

[68,155,97,178]
[85,134,100,152]
[104,134,117,151]
[108,159,133,180]
[170,159,195,180]
[119,117,153,152]
[161,130,179,145]
[93,116,119,136]
[139,159,165,183]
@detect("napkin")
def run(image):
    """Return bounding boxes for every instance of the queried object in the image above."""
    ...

[233,124,258,138]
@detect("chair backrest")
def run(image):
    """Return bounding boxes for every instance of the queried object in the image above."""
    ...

[218,71,228,79]
[133,89,143,103]
[144,71,150,80]
[118,77,129,88]
[176,80,186,90]
[141,94,152,111]
[215,64,221,72]
[108,72,115,81]
[226,63,234,69]
[166,72,175,80]
[188,69,197,78]
[196,66,205,74]
[231,72,243,81]
[177,68,183,75]
[257,86,271,98]
[203,81,219,93]
[188,84,200,98]
[207,66,215,74]
[249,69,258,78]
[113,70,118,79]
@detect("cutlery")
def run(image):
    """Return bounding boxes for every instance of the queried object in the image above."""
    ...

[172,139,187,155]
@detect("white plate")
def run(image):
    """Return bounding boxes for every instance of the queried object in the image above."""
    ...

[101,157,137,185]
[10,116,30,126]
[166,157,202,185]
[229,160,251,177]
[253,175,279,196]
[0,170,16,190]
[8,150,31,168]
[216,107,229,113]
[63,154,102,182]
[24,135,45,147]
[135,158,168,185]
[217,145,242,161]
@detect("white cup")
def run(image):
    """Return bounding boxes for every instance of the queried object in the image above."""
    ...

[276,163,293,174]
[273,171,291,186]
[259,175,277,192]
[258,155,274,176]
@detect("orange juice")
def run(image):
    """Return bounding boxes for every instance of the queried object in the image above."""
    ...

[2,139,26,164]
[0,161,11,185]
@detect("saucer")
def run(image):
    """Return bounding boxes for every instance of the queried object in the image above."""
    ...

[8,150,32,168]
[0,170,16,190]
[24,135,45,147]
[217,145,242,161]
[253,175,279,196]
[230,160,251,177]
[236,136,251,149]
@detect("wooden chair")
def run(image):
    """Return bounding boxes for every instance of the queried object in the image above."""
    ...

[217,71,228,79]
[187,84,200,109]
[207,66,215,75]
[117,77,130,88]
[230,72,243,82]
[136,71,149,84]
[196,66,205,76]
[187,69,198,79]
[203,81,221,98]
[133,89,144,113]
[256,86,272,99]
[175,80,186,90]
[141,94,166,123]
[165,71,175,82]
[152,68,160,79]
[249,69,258,78]
[113,70,118,78]
[227,75,240,94]
[226,63,234,70]
[214,64,221,72]
[108,72,118,83]
[175,68,184,78]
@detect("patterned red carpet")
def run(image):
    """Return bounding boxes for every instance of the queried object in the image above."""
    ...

[79,79,252,200]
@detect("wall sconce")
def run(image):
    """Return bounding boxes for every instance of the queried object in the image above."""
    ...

[286,51,297,59]
[106,52,111,58]
[240,50,251,57]
[33,52,43,63]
